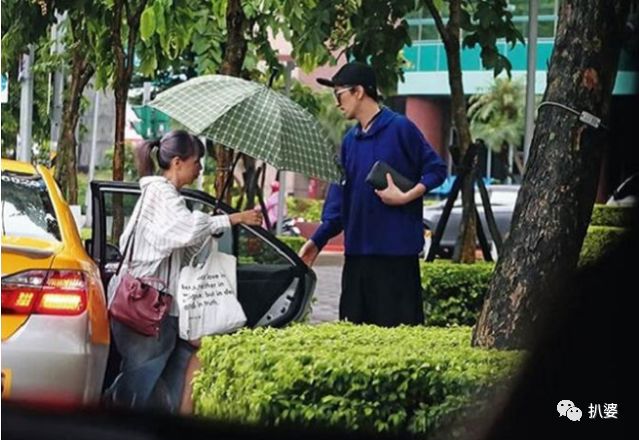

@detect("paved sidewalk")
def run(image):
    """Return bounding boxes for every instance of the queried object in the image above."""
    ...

[309,252,343,324]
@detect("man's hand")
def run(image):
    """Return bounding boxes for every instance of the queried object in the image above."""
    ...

[375,173,409,206]
[298,240,320,267]
[375,173,427,206]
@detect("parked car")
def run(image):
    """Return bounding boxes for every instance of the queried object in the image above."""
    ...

[1,159,109,405]
[423,184,520,258]
[86,181,317,389]
[606,172,638,207]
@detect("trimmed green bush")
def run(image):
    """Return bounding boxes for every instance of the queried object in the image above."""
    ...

[579,225,627,266]
[420,261,495,327]
[287,197,323,222]
[194,324,521,436]
[277,235,306,253]
[590,204,635,228]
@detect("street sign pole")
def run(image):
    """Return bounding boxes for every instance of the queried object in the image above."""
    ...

[276,61,294,236]
[18,45,35,162]
[523,0,539,170]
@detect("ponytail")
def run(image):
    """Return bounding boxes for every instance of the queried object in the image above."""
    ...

[134,139,160,177]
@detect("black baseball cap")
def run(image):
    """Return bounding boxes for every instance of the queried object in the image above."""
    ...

[317,62,379,101]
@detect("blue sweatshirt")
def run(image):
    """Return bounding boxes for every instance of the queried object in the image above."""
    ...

[311,108,447,256]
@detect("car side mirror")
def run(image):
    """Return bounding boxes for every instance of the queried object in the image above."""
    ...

[105,244,122,263]
[85,240,122,264]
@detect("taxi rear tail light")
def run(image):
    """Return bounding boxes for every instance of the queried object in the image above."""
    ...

[1,270,87,316]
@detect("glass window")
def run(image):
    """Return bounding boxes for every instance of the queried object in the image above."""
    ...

[236,225,292,266]
[102,191,140,247]
[1,173,61,241]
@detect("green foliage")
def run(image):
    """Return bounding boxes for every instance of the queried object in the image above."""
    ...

[276,236,306,253]
[468,77,526,153]
[194,323,521,436]
[102,143,138,181]
[1,34,54,158]
[460,0,525,77]
[286,197,324,222]
[579,226,627,267]
[421,261,495,326]
[590,204,636,228]
[136,0,196,77]
[1,0,54,71]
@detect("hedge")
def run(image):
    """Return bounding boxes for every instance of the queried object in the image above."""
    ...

[420,261,494,327]
[578,225,627,267]
[590,204,636,228]
[277,236,306,253]
[194,324,521,437]
[287,197,323,222]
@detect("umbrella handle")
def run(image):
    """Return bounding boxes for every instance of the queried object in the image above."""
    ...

[268,69,280,88]
[216,152,242,212]
[255,164,271,231]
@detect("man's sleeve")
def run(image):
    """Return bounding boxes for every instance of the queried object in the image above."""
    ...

[402,119,447,192]
[310,183,344,250]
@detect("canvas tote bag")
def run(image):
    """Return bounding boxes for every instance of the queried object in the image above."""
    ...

[177,236,246,339]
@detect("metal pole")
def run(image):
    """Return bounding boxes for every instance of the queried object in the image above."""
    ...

[50,11,66,154]
[198,136,206,191]
[523,0,539,169]
[507,143,514,184]
[275,61,294,236]
[18,45,35,163]
[142,81,152,104]
[84,90,101,226]
[486,146,492,181]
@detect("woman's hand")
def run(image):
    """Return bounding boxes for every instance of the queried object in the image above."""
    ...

[229,209,263,226]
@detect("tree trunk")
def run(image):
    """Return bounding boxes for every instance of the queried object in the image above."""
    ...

[427,0,477,263]
[472,0,630,349]
[111,0,147,239]
[215,0,248,204]
[53,18,94,205]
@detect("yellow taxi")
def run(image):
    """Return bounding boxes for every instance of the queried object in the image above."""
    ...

[1,159,109,405]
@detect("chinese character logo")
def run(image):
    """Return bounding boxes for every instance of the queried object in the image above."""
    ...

[589,403,618,419]
[557,400,582,421]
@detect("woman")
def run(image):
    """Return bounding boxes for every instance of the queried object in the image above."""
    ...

[104,130,261,413]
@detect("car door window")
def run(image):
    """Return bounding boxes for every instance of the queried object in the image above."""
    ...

[183,198,293,267]
[102,191,140,248]
[236,225,293,266]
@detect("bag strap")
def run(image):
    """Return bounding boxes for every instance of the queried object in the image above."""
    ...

[189,235,218,267]
[115,188,148,276]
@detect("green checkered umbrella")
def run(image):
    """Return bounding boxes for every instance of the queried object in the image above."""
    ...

[149,75,341,182]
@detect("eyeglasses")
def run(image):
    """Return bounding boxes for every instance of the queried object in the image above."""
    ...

[334,87,354,103]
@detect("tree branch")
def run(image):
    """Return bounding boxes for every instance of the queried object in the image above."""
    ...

[125,0,148,77]
[123,0,132,22]
[423,0,449,45]
[111,0,125,76]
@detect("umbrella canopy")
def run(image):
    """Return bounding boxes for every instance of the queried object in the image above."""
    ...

[149,75,341,182]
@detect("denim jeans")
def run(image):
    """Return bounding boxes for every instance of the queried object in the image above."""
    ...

[104,316,195,412]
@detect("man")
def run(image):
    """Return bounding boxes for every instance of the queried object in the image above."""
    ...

[299,62,447,326]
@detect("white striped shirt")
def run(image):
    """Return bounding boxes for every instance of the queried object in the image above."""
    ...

[107,176,230,316]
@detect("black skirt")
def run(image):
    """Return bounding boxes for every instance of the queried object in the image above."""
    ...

[340,255,424,327]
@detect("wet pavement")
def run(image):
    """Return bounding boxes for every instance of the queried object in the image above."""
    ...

[309,252,343,324]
